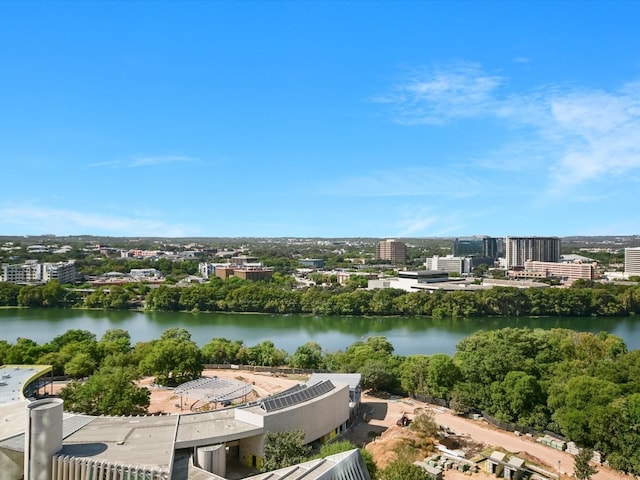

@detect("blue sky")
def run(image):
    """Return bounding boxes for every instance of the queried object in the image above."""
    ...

[2,1,640,238]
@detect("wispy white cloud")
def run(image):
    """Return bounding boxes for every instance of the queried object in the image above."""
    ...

[0,204,197,237]
[375,63,640,195]
[88,155,197,168]
[395,208,439,237]
[372,61,504,125]
[129,155,196,167]
[324,167,493,198]
[393,205,470,237]
[545,85,640,188]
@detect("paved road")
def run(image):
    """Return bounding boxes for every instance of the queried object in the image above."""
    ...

[431,407,628,480]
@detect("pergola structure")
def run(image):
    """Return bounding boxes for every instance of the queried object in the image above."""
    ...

[174,376,254,410]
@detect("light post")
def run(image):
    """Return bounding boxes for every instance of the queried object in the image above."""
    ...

[558,460,561,479]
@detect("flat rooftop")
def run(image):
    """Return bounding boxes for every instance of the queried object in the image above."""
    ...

[61,414,179,472]
[0,365,51,404]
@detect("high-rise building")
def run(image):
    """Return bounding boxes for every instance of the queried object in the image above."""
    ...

[625,247,640,276]
[453,236,500,259]
[505,236,560,268]
[376,239,407,264]
[483,237,501,259]
[453,237,484,257]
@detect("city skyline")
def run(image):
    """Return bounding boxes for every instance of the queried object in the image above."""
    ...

[2,1,640,238]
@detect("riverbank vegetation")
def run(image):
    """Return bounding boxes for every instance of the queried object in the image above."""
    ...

[2,326,640,475]
[1,277,640,317]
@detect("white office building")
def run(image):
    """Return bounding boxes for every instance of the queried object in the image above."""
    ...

[625,247,640,276]
[425,255,471,275]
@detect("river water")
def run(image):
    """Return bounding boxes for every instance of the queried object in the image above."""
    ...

[1,308,639,355]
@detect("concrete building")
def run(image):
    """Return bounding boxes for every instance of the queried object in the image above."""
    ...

[299,258,324,269]
[130,268,162,278]
[199,262,216,279]
[425,255,470,275]
[505,237,560,269]
[625,247,640,276]
[2,263,41,284]
[0,365,366,480]
[233,267,274,281]
[231,256,260,265]
[42,262,76,284]
[522,261,597,282]
[375,239,406,264]
[2,262,75,285]
[368,270,450,292]
[215,266,237,279]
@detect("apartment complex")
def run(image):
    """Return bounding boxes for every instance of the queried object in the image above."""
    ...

[2,262,76,285]
[375,239,406,264]
[505,237,561,268]
[625,247,640,276]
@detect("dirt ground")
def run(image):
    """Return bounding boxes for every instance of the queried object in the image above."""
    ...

[138,368,308,414]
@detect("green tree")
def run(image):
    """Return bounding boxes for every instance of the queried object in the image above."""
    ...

[139,328,203,386]
[426,354,461,400]
[378,459,431,480]
[64,352,98,379]
[315,440,357,458]
[97,329,132,359]
[41,280,67,307]
[36,351,66,376]
[60,366,150,416]
[548,375,621,446]
[360,358,398,391]
[409,408,438,437]
[574,448,598,480]
[105,286,133,309]
[262,430,311,472]
[481,287,530,316]
[490,371,544,425]
[0,282,21,306]
[5,337,46,364]
[17,285,44,307]
[289,342,323,369]
[145,285,181,311]
[590,393,640,475]
[243,340,288,367]
[201,337,243,364]
[398,355,430,396]
[48,329,97,351]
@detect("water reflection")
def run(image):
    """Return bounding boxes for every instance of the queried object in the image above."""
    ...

[1,308,638,356]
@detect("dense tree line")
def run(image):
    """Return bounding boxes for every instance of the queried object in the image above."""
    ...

[3,277,640,318]
[2,326,640,474]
